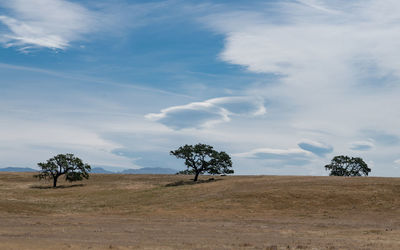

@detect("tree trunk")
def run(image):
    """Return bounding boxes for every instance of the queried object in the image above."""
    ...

[193,172,200,182]
[53,176,58,188]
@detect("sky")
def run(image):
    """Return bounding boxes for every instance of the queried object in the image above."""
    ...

[1,0,400,176]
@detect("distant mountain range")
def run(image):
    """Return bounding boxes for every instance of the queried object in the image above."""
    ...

[90,167,116,174]
[0,167,178,175]
[0,167,38,172]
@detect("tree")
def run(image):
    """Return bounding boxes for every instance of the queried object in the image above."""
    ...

[170,143,234,182]
[34,154,91,188]
[325,155,371,176]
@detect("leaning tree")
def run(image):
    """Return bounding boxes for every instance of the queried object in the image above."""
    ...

[325,155,371,176]
[34,153,91,188]
[171,143,234,181]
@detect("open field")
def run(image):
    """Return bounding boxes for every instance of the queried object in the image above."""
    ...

[0,172,399,249]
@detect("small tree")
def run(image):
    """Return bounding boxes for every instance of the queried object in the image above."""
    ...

[171,143,234,182]
[34,153,91,188]
[325,155,371,176]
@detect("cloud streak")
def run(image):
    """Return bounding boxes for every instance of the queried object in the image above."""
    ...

[234,147,314,167]
[298,140,333,157]
[350,141,374,151]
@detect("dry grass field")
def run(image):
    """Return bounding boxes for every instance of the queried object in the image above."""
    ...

[0,172,399,249]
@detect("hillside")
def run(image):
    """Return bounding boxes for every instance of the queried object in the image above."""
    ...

[0,173,399,249]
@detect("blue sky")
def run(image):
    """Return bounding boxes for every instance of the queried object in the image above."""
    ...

[1,0,400,176]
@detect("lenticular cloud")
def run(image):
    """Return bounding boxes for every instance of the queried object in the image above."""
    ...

[146,96,266,129]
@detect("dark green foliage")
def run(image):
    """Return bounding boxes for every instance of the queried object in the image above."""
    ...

[171,143,233,181]
[325,155,371,176]
[34,154,91,187]
[176,169,196,175]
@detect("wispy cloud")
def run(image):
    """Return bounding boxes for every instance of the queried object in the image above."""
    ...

[0,0,100,50]
[210,1,400,80]
[298,140,333,157]
[362,130,400,146]
[0,62,194,99]
[0,0,213,51]
[234,147,314,166]
[350,140,374,151]
[145,96,266,129]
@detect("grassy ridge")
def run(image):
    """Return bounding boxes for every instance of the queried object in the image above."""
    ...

[1,172,400,249]
[1,172,399,217]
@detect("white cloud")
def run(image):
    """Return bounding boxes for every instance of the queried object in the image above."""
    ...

[203,0,400,93]
[0,0,99,50]
[0,117,130,168]
[234,147,314,167]
[361,130,400,146]
[234,147,312,158]
[212,3,400,80]
[197,0,400,175]
[350,140,374,151]
[0,0,206,51]
[298,140,333,157]
[145,96,266,129]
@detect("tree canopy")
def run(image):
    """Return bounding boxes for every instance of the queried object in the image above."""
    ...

[325,155,371,176]
[171,143,233,181]
[34,153,91,187]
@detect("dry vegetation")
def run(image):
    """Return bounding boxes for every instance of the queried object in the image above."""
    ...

[0,172,399,249]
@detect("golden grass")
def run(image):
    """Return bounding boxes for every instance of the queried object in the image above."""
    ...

[0,172,399,249]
